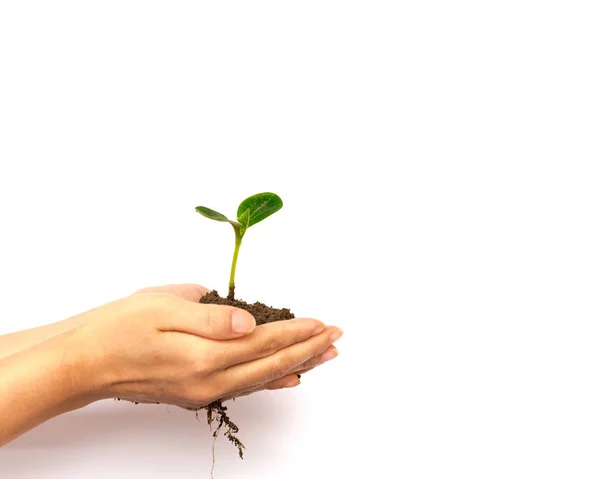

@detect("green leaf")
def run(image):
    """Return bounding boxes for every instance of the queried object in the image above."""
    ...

[236,193,283,232]
[237,208,251,235]
[195,206,232,223]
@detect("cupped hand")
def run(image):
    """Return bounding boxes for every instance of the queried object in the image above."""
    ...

[69,286,342,409]
[133,283,340,403]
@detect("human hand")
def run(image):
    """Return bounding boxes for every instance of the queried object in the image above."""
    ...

[131,283,340,401]
[68,288,342,408]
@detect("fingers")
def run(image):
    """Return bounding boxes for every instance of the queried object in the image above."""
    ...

[209,318,326,369]
[290,345,339,374]
[173,374,301,410]
[215,326,343,394]
[134,284,211,302]
[220,374,301,402]
[157,296,257,340]
[222,345,340,401]
[265,374,302,390]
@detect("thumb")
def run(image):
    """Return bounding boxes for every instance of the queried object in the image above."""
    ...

[159,297,256,340]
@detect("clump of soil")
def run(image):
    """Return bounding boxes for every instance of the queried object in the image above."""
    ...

[199,289,295,325]
[197,289,295,459]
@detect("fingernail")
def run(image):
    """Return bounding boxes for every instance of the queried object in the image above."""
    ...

[232,309,255,334]
[329,328,343,343]
[312,324,326,336]
[321,348,340,362]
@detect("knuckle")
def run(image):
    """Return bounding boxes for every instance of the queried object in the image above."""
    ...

[183,388,209,406]
[177,381,216,406]
[259,334,283,357]
[303,318,324,331]
[191,383,222,406]
[176,385,195,403]
[139,293,177,312]
[202,306,226,331]
[192,358,208,375]
[268,357,290,381]
[193,355,215,376]
[298,357,314,371]
[190,391,211,406]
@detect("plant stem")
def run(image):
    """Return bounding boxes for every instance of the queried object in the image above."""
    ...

[228,229,242,300]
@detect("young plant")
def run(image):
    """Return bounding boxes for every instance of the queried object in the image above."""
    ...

[195,192,283,300]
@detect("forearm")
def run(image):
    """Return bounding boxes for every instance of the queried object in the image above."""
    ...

[0,314,87,360]
[0,330,97,446]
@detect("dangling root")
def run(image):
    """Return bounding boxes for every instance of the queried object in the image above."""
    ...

[206,400,245,459]
[203,400,245,479]
[210,419,221,479]
[121,396,245,462]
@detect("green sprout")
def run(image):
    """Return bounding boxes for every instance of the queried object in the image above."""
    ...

[195,192,283,300]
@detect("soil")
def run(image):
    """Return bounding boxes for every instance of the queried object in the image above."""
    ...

[198,289,295,460]
[199,289,295,325]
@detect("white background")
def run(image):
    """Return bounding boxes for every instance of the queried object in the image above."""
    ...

[0,1,599,478]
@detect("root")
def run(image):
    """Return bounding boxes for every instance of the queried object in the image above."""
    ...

[115,396,245,476]
[205,400,245,479]
[206,400,245,459]
[210,421,221,479]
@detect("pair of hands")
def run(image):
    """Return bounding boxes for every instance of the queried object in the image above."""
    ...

[68,284,342,409]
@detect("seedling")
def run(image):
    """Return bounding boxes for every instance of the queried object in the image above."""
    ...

[195,192,297,467]
[195,192,283,300]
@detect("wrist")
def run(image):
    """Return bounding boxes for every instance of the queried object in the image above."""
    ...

[34,329,101,412]
[58,326,114,405]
